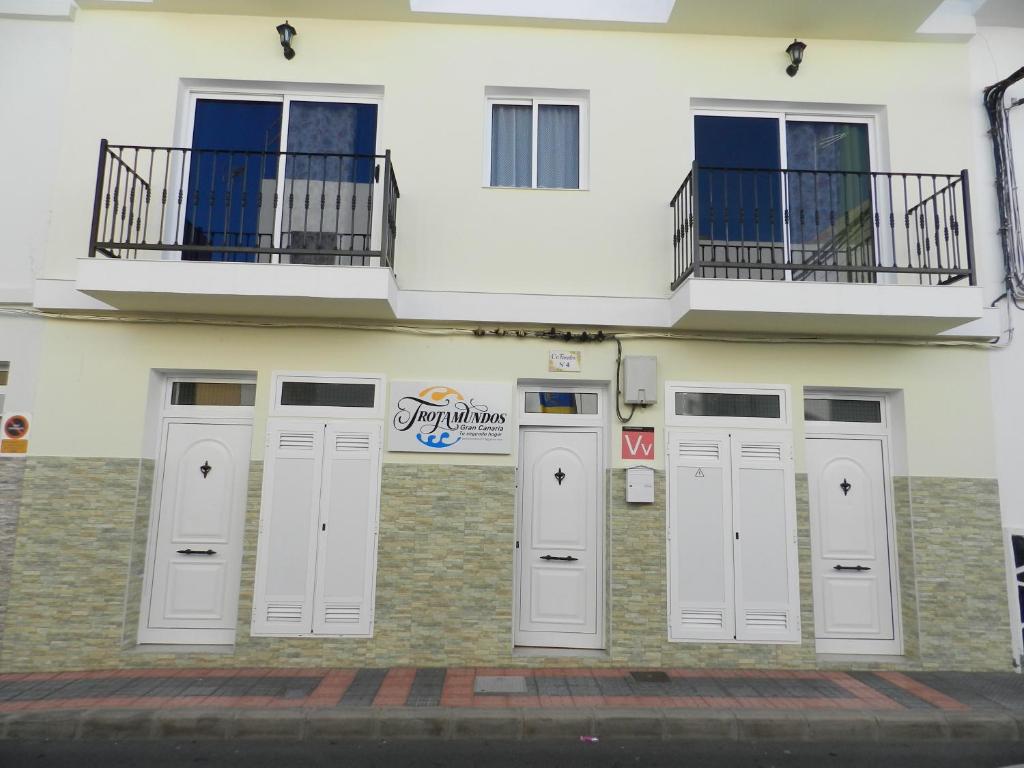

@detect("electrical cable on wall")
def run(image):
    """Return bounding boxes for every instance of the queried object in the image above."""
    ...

[984,66,1024,310]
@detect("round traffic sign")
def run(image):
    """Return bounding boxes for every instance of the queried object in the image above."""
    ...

[3,414,29,440]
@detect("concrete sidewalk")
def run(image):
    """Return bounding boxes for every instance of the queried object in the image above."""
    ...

[1,667,1022,742]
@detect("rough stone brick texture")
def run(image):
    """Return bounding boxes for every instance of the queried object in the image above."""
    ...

[0,458,26,660]
[0,459,1012,672]
[908,477,1010,670]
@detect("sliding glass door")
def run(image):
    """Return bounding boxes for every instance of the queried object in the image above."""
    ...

[182,95,379,264]
[693,112,877,282]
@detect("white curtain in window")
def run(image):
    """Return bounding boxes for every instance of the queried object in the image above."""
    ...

[491,105,532,187]
[538,104,580,189]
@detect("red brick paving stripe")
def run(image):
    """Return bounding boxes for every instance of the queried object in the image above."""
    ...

[306,670,355,708]
[372,669,416,708]
[875,671,970,711]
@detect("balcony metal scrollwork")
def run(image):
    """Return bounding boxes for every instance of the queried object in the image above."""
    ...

[88,140,400,271]
[669,163,975,290]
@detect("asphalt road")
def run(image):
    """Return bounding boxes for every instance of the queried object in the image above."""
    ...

[3,740,1024,767]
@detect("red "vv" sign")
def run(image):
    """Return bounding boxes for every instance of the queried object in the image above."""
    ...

[621,427,654,460]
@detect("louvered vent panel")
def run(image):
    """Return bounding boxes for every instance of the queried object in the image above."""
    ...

[740,443,782,461]
[679,609,725,628]
[279,432,315,451]
[323,604,360,624]
[266,602,303,623]
[335,433,371,452]
[745,610,789,629]
[677,442,719,461]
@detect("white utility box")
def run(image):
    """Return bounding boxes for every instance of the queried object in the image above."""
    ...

[623,356,657,405]
[626,466,655,504]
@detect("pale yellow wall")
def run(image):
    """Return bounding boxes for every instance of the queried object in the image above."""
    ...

[45,11,975,298]
[30,318,995,478]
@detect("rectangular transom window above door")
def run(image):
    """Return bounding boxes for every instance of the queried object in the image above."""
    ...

[667,429,800,643]
[485,89,588,190]
[251,419,382,637]
[271,372,385,419]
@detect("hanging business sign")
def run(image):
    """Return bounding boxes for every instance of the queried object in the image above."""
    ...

[389,382,513,454]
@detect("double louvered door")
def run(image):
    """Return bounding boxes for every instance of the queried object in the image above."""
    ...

[667,430,799,643]
[251,419,381,637]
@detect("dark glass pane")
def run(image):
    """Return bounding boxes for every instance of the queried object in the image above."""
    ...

[171,382,255,407]
[785,121,874,283]
[804,399,882,423]
[693,115,784,271]
[280,381,375,408]
[184,99,283,263]
[674,392,780,419]
[524,392,598,415]
[1013,535,1024,569]
[0,363,8,386]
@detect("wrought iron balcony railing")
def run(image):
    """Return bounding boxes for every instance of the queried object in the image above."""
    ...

[670,164,975,290]
[88,140,399,269]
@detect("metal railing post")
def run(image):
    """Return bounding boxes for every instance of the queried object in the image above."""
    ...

[690,161,701,279]
[87,139,109,258]
[960,169,977,286]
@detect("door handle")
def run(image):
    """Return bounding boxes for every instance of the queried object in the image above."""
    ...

[540,555,579,562]
[177,548,216,555]
[833,564,870,571]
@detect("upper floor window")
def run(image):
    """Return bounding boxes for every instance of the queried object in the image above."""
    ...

[485,89,588,190]
[692,110,877,283]
[181,90,380,265]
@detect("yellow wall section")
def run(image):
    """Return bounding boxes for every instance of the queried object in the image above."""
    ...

[31,319,995,478]
[45,11,974,298]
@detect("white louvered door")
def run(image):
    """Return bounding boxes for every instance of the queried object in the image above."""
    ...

[668,429,799,643]
[252,419,381,637]
[731,431,800,642]
[667,431,734,641]
[312,423,382,637]
[251,420,324,635]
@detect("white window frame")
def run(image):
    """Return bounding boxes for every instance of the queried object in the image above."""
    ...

[163,373,257,419]
[483,89,589,190]
[270,371,386,419]
[802,390,889,436]
[664,381,791,430]
[690,107,888,279]
[517,381,605,427]
[170,84,385,260]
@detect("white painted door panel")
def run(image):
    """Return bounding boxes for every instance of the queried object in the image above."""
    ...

[517,429,601,648]
[667,431,734,640]
[807,438,896,648]
[732,432,800,642]
[312,423,381,636]
[147,421,251,637]
[251,421,323,635]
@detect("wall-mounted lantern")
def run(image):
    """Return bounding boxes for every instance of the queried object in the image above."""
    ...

[785,39,806,77]
[277,20,297,60]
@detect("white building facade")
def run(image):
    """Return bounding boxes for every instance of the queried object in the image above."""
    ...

[0,0,1014,672]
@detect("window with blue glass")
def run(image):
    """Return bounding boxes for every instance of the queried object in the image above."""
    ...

[183,97,378,264]
[693,113,874,282]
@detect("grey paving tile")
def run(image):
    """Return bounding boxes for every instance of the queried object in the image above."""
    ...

[849,672,936,710]
[406,668,446,707]
[340,669,388,707]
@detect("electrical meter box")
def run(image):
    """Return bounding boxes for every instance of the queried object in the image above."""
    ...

[626,466,655,504]
[623,356,657,405]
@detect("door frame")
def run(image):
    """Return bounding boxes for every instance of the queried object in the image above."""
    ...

[513,381,608,651]
[804,391,903,656]
[138,375,255,645]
